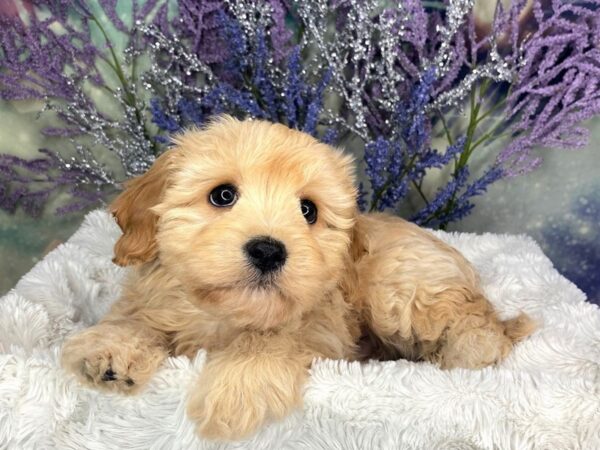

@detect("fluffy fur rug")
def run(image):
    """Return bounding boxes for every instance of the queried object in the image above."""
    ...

[1,210,599,449]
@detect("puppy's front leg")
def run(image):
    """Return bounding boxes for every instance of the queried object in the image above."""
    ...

[188,331,311,441]
[62,319,169,394]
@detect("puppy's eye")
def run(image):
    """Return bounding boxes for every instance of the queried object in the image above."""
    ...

[300,199,317,224]
[209,184,238,207]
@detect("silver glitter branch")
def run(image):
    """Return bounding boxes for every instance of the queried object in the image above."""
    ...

[428,49,514,112]
[43,79,156,181]
[296,1,359,134]
[430,0,474,77]
[224,0,273,43]
[134,22,217,122]
[375,10,408,115]
[296,0,411,141]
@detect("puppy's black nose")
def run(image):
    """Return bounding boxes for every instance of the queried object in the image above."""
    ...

[244,237,287,274]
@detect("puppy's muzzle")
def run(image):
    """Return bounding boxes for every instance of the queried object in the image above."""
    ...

[244,237,287,274]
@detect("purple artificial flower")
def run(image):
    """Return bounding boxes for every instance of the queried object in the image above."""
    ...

[498,0,600,176]
[267,0,293,61]
[0,149,115,216]
[159,0,225,64]
[216,9,249,80]
[253,29,279,121]
[410,137,466,180]
[284,47,306,129]
[178,98,204,126]
[365,68,443,212]
[411,166,470,226]
[302,69,333,136]
[150,98,180,134]
[364,137,392,196]
[169,0,292,65]
[97,0,161,34]
[448,166,505,221]
[0,5,101,101]
[399,67,436,153]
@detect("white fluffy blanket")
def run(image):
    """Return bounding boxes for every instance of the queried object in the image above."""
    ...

[1,210,599,450]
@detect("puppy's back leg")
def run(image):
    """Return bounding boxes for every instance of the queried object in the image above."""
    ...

[62,314,169,394]
[353,213,535,369]
[436,305,536,369]
[362,285,535,369]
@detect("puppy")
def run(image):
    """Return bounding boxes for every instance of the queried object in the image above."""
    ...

[62,116,534,440]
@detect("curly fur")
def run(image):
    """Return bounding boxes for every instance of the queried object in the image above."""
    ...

[61,116,534,441]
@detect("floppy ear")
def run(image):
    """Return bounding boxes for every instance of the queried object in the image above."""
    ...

[110,151,173,266]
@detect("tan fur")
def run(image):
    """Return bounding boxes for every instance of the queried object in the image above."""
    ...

[61,116,534,441]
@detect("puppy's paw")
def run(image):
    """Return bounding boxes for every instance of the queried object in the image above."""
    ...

[188,382,266,441]
[187,356,303,441]
[61,323,167,394]
[437,321,513,369]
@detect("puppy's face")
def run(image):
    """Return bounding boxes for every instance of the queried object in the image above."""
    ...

[112,117,357,330]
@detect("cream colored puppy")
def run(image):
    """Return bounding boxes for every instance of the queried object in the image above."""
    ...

[62,117,534,441]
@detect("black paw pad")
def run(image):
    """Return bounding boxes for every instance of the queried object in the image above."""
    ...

[102,368,117,381]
